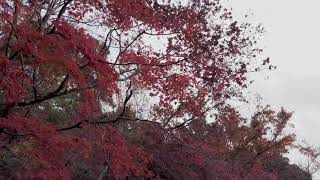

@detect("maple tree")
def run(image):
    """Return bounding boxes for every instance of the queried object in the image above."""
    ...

[295,141,320,176]
[0,0,311,179]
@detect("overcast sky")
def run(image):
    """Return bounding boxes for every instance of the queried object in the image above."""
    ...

[226,0,320,177]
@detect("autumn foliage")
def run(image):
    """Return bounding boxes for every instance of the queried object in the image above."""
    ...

[0,0,311,179]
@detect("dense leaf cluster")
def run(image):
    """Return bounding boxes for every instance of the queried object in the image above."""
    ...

[0,0,311,179]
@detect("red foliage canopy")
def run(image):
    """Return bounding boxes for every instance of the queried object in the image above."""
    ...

[0,0,298,179]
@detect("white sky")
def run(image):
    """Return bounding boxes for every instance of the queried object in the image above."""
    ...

[227,0,320,178]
